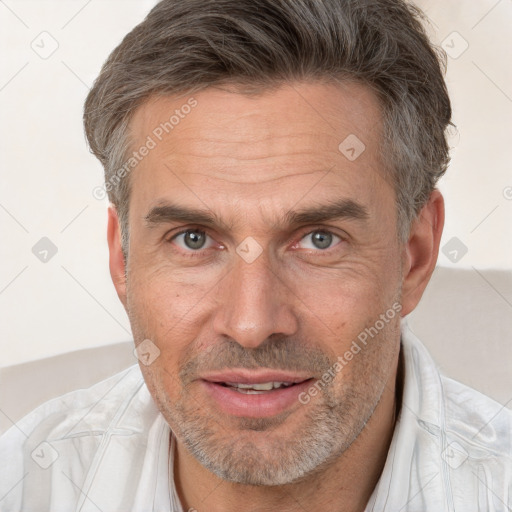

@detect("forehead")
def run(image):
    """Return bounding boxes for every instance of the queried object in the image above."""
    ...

[127,81,393,224]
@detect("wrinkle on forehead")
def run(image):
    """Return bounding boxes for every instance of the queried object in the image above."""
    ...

[128,81,393,231]
[129,80,383,165]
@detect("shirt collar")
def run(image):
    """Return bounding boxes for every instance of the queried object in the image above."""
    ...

[365,318,448,511]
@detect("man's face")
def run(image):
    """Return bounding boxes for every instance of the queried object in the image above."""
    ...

[121,81,405,485]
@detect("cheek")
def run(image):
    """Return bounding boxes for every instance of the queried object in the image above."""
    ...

[287,258,402,372]
[128,261,220,328]
[288,265,397,329]
[126,271,213,389]
[327,301,401,397]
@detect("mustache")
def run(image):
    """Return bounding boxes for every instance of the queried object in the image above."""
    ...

[179,335,334,384]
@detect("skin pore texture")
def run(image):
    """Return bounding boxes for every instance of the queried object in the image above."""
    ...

[107,81,444,512]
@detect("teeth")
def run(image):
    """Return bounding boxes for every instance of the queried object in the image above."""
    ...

[225,381,293,391]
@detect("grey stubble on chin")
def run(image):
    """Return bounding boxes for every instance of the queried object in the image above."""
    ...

[160,376,374,486]
[131,291,402,486]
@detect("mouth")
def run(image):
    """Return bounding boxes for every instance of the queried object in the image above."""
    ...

[199,370,315,417]
[218,381,301,394]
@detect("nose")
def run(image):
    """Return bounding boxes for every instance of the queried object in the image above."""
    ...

[212,249,299,348]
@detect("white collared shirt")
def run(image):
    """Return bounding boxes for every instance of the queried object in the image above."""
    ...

[1,322,511,511]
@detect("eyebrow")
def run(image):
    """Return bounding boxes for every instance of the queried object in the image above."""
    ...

[144,203,229,229]
[143,198,369,230]
[285,199,369,226]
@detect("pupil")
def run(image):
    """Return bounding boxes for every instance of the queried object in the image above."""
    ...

[312,231,332,249]
[185,230,206,249]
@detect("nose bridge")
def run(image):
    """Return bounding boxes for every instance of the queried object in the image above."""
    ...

[213,251,297,347]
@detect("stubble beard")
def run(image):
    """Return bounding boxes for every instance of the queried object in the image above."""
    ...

[127,277,401,486]
[150,346,392,487]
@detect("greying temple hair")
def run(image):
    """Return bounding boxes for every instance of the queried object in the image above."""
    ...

[84,0,452,260]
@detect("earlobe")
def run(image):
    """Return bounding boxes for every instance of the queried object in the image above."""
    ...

[401,189,445,316]
[107,205,127,308]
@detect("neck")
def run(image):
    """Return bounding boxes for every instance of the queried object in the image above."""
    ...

[173,349,403,512]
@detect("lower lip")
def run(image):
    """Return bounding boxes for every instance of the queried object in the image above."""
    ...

[200,379,314,418]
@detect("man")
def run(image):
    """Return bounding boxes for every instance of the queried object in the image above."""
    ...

[1,0,510,510]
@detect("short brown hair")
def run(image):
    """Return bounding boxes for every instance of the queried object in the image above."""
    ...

[84,0,452,258]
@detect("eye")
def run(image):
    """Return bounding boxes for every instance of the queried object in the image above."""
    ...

[170,229,216,251]
[297,230,342,250]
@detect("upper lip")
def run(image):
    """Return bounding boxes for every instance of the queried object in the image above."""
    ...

[200,370,312,385]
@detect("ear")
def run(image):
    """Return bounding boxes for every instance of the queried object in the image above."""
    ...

[401,189,444,316]
[107,205,127,309]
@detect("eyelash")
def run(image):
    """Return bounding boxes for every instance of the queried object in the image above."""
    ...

[166,228,220,258]
[166,227,345,256]
[293,230,343,252]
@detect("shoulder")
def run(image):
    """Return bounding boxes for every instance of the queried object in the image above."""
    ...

[0,364,157,511]
[400,323,512,501]
[1,363,146,443]
[440,374,512,456]
[401,323,511,455]
[437,375,512,506]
